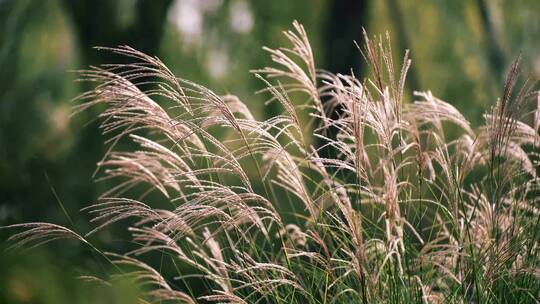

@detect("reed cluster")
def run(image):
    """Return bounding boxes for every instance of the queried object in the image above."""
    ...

[3,22,540,303]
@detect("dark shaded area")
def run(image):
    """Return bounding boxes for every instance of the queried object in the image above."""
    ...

[319,0,367,159]
[62,0,173,64]
[386,0,421,92]
[475,0,507,83]
[323,0,367,76]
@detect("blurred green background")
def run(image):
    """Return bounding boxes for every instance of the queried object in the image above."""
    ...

[0,0,539,302]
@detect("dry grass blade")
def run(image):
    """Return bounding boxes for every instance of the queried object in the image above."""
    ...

[107,252,195,303]
[1,222,88,251]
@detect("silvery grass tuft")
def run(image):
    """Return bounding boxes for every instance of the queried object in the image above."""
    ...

[3,21,540,303]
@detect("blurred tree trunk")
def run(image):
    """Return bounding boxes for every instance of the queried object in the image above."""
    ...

[61,0,173,64]
[475,0,507,82]
[386,0,421,92]
[324,0,367,76]
[320,0,367,157]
